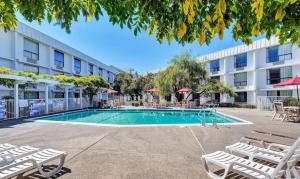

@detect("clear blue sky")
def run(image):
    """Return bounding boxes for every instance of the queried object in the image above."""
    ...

[18,14,264,74]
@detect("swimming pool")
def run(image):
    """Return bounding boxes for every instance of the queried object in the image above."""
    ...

[31,109,251,126]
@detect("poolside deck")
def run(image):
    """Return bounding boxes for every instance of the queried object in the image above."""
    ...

[0,108,299,179]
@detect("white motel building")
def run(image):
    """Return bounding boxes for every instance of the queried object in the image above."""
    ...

[0,22,121,100]
[198,36,300,107]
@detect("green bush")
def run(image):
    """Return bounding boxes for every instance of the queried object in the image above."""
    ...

[236,104,256,109]
[283,98,300,106]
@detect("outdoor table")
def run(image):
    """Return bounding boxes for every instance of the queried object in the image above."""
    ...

[283,106,300,122]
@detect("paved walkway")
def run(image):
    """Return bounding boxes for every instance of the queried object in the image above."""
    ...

[0,108,299,179]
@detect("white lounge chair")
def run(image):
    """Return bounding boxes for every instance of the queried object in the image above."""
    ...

[0,144,16,152]
[202,136,300,179]
[225,142,290,164]
[0,144,66,179]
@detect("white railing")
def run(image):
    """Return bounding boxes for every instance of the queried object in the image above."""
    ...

[257,96,291,111]
[48,98,66,113]
[19,99,46,117]
[0,99,14,120]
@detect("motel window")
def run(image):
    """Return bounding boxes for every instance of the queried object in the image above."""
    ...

[210,76,220,82]
[23,38,39,60]
[210,59,220,72]
[24,64,39,74]
[267,90,292,97]
[54,50,64,68]
[267,44,292,63]
[234,72,247,87]
[74,58,81,72]
[234,53,247,68]
[235,92,247,103]
[24,91,39,99]
[98,68,103,76]
[267,66,292,85]
[88,63,93,75]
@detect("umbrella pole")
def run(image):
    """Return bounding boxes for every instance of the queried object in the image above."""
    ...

[297,85,299,101]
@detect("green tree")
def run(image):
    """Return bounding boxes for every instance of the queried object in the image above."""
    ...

[1,0,299,46]
[155,51,235,101]
[74,75,110,104]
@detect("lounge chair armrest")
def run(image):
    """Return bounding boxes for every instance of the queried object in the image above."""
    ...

[267,143,290,151]
[252,149,283,158]
[228,161,272,179]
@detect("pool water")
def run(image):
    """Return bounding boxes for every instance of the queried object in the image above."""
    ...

[36,109,242,126]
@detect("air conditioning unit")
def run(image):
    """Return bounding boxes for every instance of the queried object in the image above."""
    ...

[56,66,63,70]
[75,70,81,75]
[235,67,244,71]
[26,58,38,64]
[273,61,284,66]
[211,71,219,75]
[236,86,245,90]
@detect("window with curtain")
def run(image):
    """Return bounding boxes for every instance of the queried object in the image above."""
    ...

[74,58,81,72]
[24,38,39,60]
[210,59,220,72]
[234,53,247,68]
[54,50,64,67]
[234,72,247,87]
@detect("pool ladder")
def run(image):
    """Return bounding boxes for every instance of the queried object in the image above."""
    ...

[198,106,218,127]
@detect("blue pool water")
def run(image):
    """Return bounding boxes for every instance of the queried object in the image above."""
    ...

[35,109,242,126]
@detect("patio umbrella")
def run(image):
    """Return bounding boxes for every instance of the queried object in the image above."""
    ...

[107,89,118,94]
[275,76,300,100]
[146,88,160,93]
[177,87,192,94]
[177,87,193,101]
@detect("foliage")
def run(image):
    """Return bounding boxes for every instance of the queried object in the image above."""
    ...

[0,67,110,99]
[114,71,135,95]
[220,103,256,108]
[1,1,299,47]
[283,98,300,106]
[155,51,235,101]
[197,80,236,97]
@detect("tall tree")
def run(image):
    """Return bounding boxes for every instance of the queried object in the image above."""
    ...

[0,1,299,47]
[155,51,235,101]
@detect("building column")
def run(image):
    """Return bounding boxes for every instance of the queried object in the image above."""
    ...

[45,85,49,114]
[253,51,257,105]
[65,87,69,111]
[79,87,83,109]
[14,83,19,119]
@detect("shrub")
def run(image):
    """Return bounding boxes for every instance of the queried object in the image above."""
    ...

[283,98,300,106]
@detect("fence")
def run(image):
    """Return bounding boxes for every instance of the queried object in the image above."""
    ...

[256,96,291,111]
[0,99,15,120]
[0,97,95,120]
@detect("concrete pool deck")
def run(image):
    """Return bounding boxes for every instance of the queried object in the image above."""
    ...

[0,108,299,179]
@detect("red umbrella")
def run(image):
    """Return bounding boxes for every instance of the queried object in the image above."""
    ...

[275,76,300,100]
[177,87,192,94]
[146,88,160,93]
[107,89,118,94]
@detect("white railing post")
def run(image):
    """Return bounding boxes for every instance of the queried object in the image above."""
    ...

[14,83,19,119]
[65,87,69,111]
[80,88,83,109]
[45,85,49,114]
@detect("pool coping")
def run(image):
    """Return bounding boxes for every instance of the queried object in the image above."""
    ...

[24,108,253,127]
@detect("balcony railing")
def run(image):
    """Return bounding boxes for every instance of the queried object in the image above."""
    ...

[267,77,292,85]
[234,81,247,87]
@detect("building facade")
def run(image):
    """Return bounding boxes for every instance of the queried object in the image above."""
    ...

[0,22,121,99]
[198,37,300,106]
